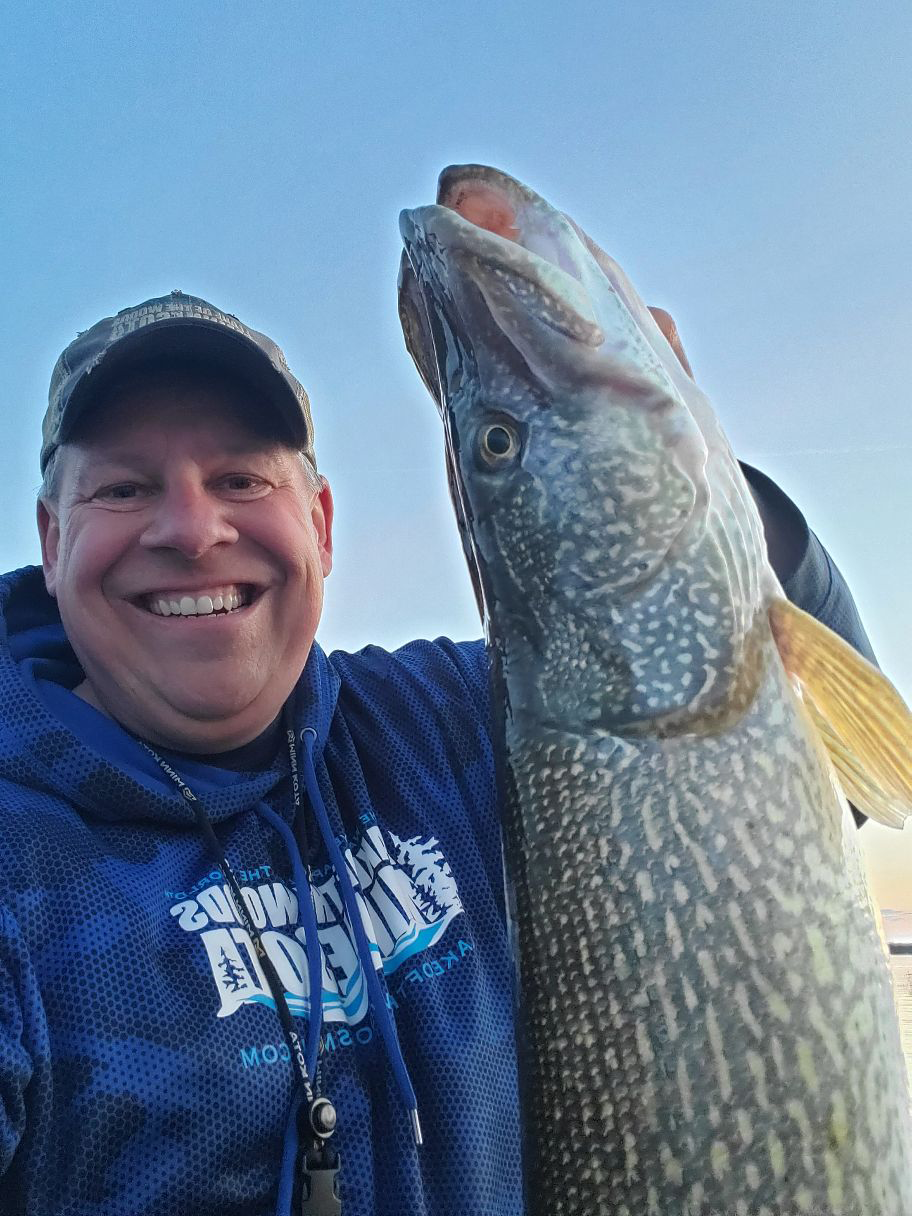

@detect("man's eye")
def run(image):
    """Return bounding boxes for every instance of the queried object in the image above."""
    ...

[222,475,264,492]
[99,484,141,500]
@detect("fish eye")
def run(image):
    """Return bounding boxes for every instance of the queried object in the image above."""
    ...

[478,421,520,466]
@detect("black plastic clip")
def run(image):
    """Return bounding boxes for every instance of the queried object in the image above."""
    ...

[299,1145,341,1215]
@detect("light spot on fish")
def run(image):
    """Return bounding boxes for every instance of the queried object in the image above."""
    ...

[695,902,716,929]
[613,946,630,981]
[745,1161,760,1190]
[774,834,796,859]
[767,1130,786,1179]
[767,876,803,916]
[674,826,719,895]
[786,1097,814,1158]
[733,982,763,1040]
[664,908,683,959]
[695,630,719,659]
[727,900,759,958]
[730,819,763,871]
[659,1144,683,1186]
[771,930,792,961]
[726,864,752,895]
[706,1001,733,1101]
[796,1038,820,1095]
[673,879,689,905]
[681,975,698,1012]
[767,989,792,1023]
[635,870,654,903]
[829,1091,849,1151]
[676,1056,695,1122]
[697,949,720,989]
[623,1129,639,1183]
[635,1020,654,1066]
[746,1050,771,1111]
[710,1139,730,1179]
[805,923,836,985]
[770,1034,787,1078]
[794,1185,814,1213]
[639,793,664,853]
[735,1108,754,1147]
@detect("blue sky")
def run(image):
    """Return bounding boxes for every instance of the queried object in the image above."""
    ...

[3,2,911,888]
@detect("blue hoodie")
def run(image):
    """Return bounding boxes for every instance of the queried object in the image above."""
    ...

[0,565,523,1216]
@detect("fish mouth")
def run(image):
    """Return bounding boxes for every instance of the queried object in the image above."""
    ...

[437,163,591,291]
[399,170,605,350]
[437,164,540,224]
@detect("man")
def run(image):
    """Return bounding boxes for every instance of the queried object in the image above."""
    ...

[0,290,875,1215]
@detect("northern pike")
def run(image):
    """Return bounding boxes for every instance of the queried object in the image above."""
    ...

[397,164,912,1216]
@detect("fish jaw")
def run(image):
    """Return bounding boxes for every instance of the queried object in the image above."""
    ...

[400,190,766,730]
[423,165,757,518]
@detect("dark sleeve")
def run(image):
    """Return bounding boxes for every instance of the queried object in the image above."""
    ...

[740,462,875,826]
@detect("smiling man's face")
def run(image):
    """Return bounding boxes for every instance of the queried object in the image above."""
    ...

[37,365,333,753]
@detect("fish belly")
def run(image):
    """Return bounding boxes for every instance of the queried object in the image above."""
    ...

[502,658,912,1216]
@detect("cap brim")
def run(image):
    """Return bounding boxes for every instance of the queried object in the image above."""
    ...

[58,320,310,452]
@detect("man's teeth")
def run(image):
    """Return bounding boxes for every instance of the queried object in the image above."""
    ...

[147,589,247,617]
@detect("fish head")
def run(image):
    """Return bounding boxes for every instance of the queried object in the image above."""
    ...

[399,166,769,731]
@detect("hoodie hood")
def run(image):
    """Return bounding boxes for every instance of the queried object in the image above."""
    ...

[0,565,340,827]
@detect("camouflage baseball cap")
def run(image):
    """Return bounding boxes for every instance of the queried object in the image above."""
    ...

[42,290,316,473]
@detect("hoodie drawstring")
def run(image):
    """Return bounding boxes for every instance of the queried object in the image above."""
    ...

[255,799,324,1082]
[139,713,421,1216]
[299,726,423,1150]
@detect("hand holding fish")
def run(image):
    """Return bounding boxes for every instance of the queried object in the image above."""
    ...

[399,165,912,1216]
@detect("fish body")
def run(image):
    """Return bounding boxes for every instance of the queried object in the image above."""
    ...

[398,165,912,1215]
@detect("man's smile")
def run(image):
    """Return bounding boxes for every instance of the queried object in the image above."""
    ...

[134,583,262,617]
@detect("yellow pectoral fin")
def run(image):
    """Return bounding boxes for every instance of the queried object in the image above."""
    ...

[769,598,912,829]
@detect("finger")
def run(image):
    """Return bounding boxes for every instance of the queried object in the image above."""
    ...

[648,306,695,380]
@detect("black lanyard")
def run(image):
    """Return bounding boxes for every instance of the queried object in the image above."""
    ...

[141,712,342,1214]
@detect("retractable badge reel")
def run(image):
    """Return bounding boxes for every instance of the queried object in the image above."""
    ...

[299,1097,341,1215]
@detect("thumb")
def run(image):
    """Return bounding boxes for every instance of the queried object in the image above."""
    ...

[648,306,695,380]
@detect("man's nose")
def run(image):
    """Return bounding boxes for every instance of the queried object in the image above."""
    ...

[138,484,239,558]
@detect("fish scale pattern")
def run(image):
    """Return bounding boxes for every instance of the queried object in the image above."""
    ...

[503,640,912,1216]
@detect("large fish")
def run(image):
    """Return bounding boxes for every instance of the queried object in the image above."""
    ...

[398,164,912,1216]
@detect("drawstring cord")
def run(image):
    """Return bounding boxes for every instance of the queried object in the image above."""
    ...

[255,799,324,1082]
[299,727,423,1148]
[141,710,422,1216]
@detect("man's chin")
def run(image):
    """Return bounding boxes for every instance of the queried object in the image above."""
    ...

[78,676,287,753]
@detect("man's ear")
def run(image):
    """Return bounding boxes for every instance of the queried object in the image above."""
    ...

[312,477,334,577]
[37,499,61,597]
